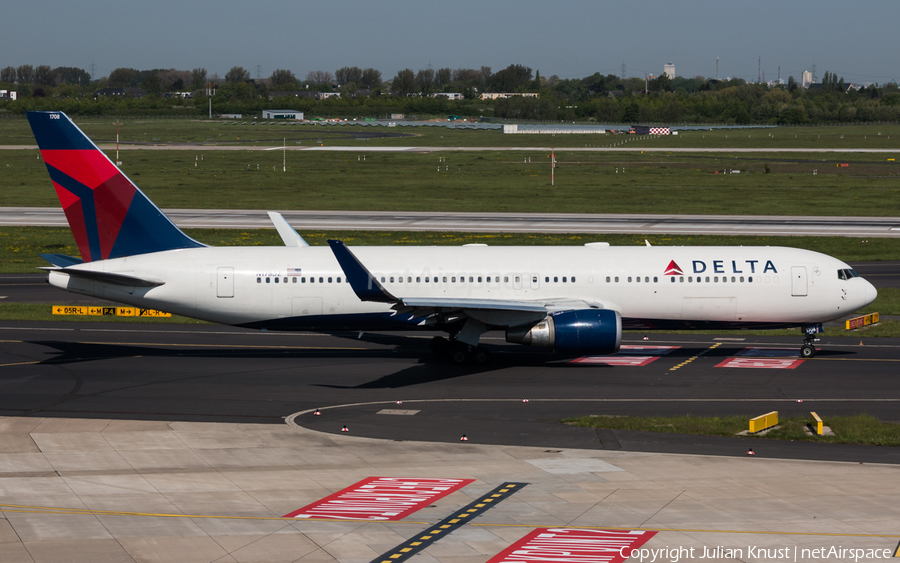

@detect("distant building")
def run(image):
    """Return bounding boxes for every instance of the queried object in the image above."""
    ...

[664,62,675,80]
[0,90,17,101]
[316,92,340,100]
[479,92,539,100]
[262,110,303,120]
[802,70,813,88]
[432,92,463,100]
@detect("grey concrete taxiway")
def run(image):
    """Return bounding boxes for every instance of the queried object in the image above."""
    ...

[1,415,898,563]
[4,207,900,237]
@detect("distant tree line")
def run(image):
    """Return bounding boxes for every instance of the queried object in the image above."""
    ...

[2,62,899,124]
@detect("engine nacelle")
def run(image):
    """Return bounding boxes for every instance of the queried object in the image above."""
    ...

[506,309,622,354]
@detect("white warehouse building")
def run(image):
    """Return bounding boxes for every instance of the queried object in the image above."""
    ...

[262,110,304,120]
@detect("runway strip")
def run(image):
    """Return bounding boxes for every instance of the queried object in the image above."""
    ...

[3,206,900,236]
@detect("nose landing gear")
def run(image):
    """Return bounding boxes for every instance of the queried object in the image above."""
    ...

[800,323,823,358]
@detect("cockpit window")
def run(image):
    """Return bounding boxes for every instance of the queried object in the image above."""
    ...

[837,268,859,280]
[838,270,847,280]
[848,269,859,278]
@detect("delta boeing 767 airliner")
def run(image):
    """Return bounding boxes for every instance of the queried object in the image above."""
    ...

[27,111,876,363]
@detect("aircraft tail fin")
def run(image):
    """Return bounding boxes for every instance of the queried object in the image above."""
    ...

[27,111,204,262]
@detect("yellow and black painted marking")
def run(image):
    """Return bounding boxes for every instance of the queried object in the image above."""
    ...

[669,342,722,371]
[52,305,171,317]
[893,539,900,557]
[371,482,528,563]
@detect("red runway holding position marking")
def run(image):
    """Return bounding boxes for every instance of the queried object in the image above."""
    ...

[486,528,658,563]
[284,477,474,520]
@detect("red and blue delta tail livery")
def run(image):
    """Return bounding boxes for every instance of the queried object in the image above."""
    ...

[27,111,203,262]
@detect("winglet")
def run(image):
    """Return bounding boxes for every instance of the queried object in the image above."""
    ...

[267,212,309,247]
[327,240,396,303]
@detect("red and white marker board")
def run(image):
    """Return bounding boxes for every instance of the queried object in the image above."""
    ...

[572,345,680,366]
[283,477,474,520]
[487,528,658,563]
[571,356,660,366]
[716,358,805,369]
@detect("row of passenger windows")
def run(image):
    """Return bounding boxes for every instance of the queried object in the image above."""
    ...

[604,275,754,283]
[258,276,343,284]
[376,275,576,284]
[257,274,760,286]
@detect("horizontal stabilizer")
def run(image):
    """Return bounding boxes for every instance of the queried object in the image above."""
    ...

[40,253,84,268]
[52,268,165,288]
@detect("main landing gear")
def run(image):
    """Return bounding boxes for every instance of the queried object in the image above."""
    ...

[430,336,491,365]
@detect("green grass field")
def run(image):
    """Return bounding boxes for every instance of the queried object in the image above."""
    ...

[563,414,900,446]
[2,147,899,215]
[3,116,900,149]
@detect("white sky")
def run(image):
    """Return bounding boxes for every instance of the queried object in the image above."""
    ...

[4,0,898,84]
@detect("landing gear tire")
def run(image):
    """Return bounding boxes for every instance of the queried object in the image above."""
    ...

[473,346,491,365]
[800,344,816,358]
[450,348,470,365]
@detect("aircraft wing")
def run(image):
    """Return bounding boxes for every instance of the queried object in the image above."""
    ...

[328,239,604,328]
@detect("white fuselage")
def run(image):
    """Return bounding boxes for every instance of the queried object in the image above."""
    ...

[49,244,876,331]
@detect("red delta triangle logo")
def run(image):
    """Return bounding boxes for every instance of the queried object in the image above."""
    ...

[664,260,683,276]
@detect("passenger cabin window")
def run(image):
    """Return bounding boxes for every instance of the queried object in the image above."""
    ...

[257,277,261,283]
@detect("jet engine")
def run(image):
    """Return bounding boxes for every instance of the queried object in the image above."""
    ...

[506,309,622,354]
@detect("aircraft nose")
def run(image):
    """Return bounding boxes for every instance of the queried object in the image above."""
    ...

[864,279,878,306]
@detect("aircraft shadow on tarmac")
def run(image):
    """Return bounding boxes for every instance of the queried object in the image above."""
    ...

[27,338,859,393]
[28,340,424,365]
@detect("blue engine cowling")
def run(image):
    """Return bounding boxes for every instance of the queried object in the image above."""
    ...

[505,309,622,354]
